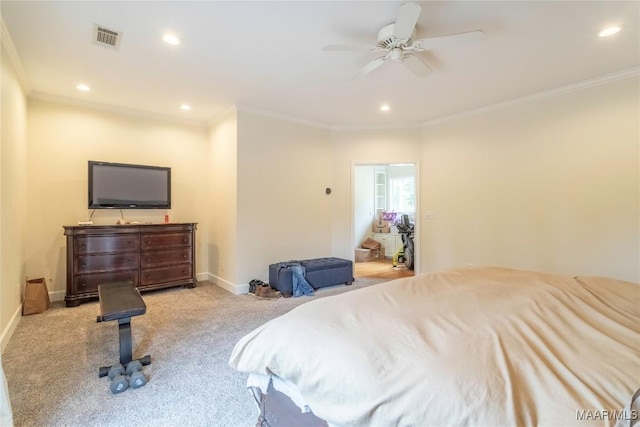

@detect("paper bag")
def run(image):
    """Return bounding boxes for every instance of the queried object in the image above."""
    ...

[23,278,51,316]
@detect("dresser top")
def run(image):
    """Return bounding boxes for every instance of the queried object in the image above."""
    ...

[63,223,197,235]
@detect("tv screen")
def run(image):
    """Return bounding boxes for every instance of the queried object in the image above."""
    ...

[88,161,171,209]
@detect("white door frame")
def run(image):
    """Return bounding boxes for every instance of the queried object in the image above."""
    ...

[351,161,420,274]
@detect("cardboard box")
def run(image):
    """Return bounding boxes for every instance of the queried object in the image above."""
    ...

[372,219,390,233]
[371,246,385,260]
[355,248,371,263]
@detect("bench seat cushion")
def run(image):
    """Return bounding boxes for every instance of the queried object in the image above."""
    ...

[98,281,146,322]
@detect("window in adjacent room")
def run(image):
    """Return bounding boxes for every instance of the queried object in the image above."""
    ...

[389,176,414,213]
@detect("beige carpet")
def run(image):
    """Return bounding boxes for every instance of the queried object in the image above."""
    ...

[2,278,385,427]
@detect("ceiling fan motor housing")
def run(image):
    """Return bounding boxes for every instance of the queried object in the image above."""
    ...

[377,23,414,49]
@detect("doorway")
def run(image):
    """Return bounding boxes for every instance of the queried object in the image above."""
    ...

[353,163,418,280]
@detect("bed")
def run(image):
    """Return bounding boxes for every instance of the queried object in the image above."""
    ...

[228,267,640,426]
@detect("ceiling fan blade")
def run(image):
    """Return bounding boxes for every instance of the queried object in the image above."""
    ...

[322,44,377,52]
[353,56,387,79]
[412,30,484,51]
[401,53,432,78]
[393,2,422,40]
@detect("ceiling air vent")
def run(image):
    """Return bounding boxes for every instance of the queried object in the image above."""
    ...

[93,24,121,49]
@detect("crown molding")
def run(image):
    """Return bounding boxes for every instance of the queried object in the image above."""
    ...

[235,103,329,129]
[0,17,32,94]
[329,120,425,132]
[29,92,209,128]
[207,104,238,127]
[422,67,640,128]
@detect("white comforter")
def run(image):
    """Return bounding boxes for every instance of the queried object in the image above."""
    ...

[229,267,640,426]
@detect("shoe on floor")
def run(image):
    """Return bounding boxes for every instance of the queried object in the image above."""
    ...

[254,284,281,300]
[249,279,263,294]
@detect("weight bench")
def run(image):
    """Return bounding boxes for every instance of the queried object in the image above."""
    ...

[97,281,151,393]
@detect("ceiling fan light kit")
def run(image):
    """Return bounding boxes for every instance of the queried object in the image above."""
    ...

[323,2,483,79]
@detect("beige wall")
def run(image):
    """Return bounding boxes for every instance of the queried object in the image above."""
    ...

[420,76,639,282]
[235,111,332,287]
[25,99,210,298]
[1,43,29,351]
[207,107,238,290]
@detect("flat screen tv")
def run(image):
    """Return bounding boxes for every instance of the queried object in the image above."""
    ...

[88,161,171,209]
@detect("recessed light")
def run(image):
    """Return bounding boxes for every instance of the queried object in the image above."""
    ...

[598,26,621,37]
[380,104,390,112]
[76,84,91,92]
[163,34,181,45]
[180,104,191,111]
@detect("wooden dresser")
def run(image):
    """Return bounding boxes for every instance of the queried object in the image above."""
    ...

[63,223,197,307]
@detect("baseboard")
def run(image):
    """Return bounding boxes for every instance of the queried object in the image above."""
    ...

[1,304,22,354]
[199,272,247,295]
[45,277,237,302]
[49,290,66,303]
[195,272,210,282]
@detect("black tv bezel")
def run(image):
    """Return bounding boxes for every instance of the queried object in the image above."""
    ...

[88,161,171,209]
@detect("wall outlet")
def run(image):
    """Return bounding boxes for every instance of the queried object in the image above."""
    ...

[220,262,225,272]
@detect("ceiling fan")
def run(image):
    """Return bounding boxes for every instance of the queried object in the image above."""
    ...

[322,2,483,79]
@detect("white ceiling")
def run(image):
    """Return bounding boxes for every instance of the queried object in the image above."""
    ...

[2,1,638,127]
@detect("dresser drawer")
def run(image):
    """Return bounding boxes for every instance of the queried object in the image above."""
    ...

[140,265,192,285]
[75,235,139,254]
[74,271,139,294]
[141,248,192,268]
[141,232,191,250]
[75,253,139,274]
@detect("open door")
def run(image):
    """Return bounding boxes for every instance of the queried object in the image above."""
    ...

[353,163,418,280]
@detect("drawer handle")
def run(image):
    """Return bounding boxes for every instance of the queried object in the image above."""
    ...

[145,241,150,245]
[80,283,86,288]
[183,254,187,258]
[183,238,187,242]
[81,263,86,267]
[146,258,151,262]
[81,244,86,248]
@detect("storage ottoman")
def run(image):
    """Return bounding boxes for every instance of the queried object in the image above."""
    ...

[269,257,353,297]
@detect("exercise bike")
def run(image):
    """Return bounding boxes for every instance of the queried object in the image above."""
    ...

[392,215,415,270]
